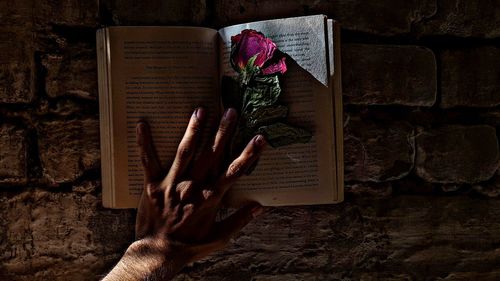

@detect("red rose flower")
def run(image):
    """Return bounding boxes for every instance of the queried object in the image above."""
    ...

[230,29,287,76]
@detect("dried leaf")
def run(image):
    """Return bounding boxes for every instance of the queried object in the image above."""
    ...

[258,123,312,148]
[246,105,288,128]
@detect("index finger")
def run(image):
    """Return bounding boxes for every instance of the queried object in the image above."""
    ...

[136,121,163,184]
[165,107,206,184]
[213,134,266,200]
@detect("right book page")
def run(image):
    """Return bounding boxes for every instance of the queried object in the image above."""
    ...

[218,15,343,206]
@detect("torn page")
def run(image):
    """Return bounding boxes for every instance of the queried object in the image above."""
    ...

[218,15,329,86]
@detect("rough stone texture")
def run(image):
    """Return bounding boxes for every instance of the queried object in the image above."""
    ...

[342,44,437,106]
[1,0,500,280]
[0,29,35,104]
[37,119,100,184]
[2,191,500,280]
[0,188,135,281]
[416,0,500,38]
[34,0,99,27]
[215,0,436,36]
[441,46,500,108]
[36,98,98,116]
[0,1,33,28]
[473,176,500,197]
[345,182,393,198]
[344,117,415,182]
[0,124,27,184]
[479,110,500,127]
[0,0,98,29]
[416,125,500,183]
[42,49,97,100]
[173,196,500,281]
[101,0,207,25]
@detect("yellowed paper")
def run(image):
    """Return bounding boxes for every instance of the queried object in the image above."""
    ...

[105,27,219,208]
[217,16,340,206]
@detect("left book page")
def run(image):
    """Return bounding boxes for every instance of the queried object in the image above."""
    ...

[97,27,219,208]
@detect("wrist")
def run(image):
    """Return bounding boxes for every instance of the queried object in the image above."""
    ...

[103,237,189,281]
[127,237,189,274]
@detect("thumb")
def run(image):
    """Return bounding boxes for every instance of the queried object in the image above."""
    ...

[185,204,264,262]
[219,203,264,240]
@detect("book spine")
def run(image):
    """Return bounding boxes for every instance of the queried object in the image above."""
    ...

[333,22,344,202]
[96,28,113,208]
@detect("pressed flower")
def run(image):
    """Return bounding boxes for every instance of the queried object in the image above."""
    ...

[224,29,310,152]
[230,29,287,77]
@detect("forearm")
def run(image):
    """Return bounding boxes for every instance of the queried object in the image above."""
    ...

[103,238,187,281]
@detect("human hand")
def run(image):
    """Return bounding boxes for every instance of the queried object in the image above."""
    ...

[130,107,265,277]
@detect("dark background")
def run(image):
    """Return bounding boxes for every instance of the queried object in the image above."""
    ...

[0,0,499,280]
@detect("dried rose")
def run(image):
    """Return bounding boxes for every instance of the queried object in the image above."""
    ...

[224,29,309,151]
[230,29,287,77]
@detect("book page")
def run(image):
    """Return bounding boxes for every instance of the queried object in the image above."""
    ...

[218,15,329,85]
[218,16,338,206]
[106,27,219,208]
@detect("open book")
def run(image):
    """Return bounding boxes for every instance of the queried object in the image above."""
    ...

[97,15,343,208]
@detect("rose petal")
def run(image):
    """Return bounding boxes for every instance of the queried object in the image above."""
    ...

[231,29,277,70]
[231,33,242,44]
[262,56,287,75]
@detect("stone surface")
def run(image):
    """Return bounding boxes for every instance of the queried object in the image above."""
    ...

[441,46,500,108]
[173,196,500,281]
[473,175,500,197]
[101,0,207,25]
[1,0,500,280]
[345,182,393,198]
[34,0,99,27]
[36,98,98,117]
[42,49,98,100]
[0,29,35,104]
[416,125,500,183]
[215,0,436,35]
[37,119,100,184]
[0,124,27,184]
[3,191,500,280]
[0,0,98,28]
[342,44,437,106]
[0,189,135,281]
[344,117,415,182]
[0,1,33,28]
[416,0,500,38]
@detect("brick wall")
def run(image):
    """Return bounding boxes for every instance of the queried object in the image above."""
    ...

[1,1,499,280]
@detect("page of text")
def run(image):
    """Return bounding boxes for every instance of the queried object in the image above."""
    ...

[218,15,329,86]
[217,17,337,206]
[108,27,219,206]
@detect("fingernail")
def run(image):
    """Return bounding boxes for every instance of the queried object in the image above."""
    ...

[223,108,237,121]
[136,122,145,135]
[253,135,265,147]
[194,107,205,120]
[251,205,264,218]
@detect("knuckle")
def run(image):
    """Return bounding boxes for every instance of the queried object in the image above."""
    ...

[217,121,230,136]
[176,145,192,160]
[177,180,193,192]
[243,149,256,159]
[226,161,244,179]
[189,120,201,134]
[183,204,195,216]
[202,189,216,201]
[140,153,150,165]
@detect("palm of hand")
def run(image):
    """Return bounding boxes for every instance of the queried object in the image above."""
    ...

[134,108,265,262]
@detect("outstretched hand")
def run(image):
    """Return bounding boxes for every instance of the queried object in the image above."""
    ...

[104,107,266,281]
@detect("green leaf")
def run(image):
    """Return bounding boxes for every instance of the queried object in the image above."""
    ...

[246,105,288,128]
[257,122,312,148]
[240,54,260,85]
[242,75,281,114]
